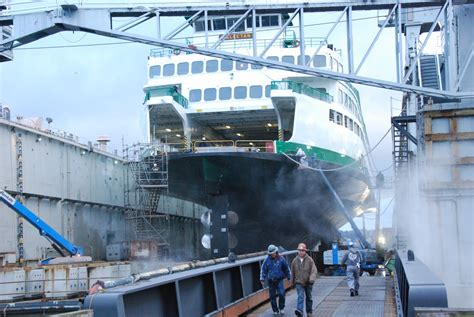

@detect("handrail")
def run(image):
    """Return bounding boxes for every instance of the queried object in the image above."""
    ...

[394,249,448,317]
[149,37,327,57]
[143,86,189,109]
[271,80,334,103]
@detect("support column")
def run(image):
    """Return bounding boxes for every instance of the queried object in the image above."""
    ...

[346,6,354,74]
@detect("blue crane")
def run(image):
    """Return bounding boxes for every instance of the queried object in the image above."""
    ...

[0,190,84,263]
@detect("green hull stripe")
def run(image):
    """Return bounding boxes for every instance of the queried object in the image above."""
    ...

[275,141,358,167]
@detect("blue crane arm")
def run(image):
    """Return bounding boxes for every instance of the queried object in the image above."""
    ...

[0,190,83,256]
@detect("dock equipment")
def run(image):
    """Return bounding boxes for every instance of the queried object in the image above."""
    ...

[0,190,84,264]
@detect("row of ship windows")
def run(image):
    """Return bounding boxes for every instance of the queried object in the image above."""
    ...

[189,85,272,102]
[337,89,359,119]
[149,55,340,78]
[329,110,363,137]
[194,15,281,32]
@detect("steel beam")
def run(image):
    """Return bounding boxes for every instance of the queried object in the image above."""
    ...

[83,251,296,317]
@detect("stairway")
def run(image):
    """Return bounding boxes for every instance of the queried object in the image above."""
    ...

[419,55,442,89]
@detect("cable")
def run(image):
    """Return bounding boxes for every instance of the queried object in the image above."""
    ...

[282,126,391,172]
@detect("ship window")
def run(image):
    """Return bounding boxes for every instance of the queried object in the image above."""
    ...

[261,15,279,27]
[177,62,189,75]
[265,85,271,97]
[246,16,260,28]
[336,112,343,125]
[194,20,211,32]
[206,60,218,73]
[250,85,262,98]
[213,18,226,31]
[329,110,335,122]
[227,17,245,32]
[251,63,263,69]
[267,56,278,62]
[313,55,326,67]
[282,55,295,64]
[221,59,233,71]
[219,87,232,100]
[189,89,202,102]
[344,116,349,128]
[236,62,248,70]
[234,86,247,99]
[297,55,310,65]
[149,65,161,78]
[204,88,217,101]
[191,61,204,74]
[349,118,354,131]
[338,89,343,104]
[163,63,175,76]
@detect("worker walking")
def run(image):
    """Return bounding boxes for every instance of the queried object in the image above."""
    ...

[260,244,291,315]
[291,243,317,317]
[341,242,363,296]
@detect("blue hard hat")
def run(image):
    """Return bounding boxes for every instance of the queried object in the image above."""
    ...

[267,244,278,254]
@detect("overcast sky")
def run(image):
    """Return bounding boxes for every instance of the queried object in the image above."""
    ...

[0,4,406,229]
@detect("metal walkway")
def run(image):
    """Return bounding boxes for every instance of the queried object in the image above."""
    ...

[245,276,396,317]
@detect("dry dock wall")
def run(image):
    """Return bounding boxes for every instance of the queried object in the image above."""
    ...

[0,120,206,263]
[0,119,128,263]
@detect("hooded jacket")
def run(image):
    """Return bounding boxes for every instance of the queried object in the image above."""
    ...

[291,254,318,285]
[341,247,363,267]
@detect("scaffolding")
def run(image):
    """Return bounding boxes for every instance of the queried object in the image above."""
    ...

[123,143,170,252]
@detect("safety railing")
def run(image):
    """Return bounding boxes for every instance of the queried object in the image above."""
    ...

[149,37,327,58]
[271,80,334,103]
[143,87,189,109]
[193,140,275,153]
[394,249,448,317]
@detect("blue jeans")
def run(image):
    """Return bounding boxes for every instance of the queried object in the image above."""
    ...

[296,283,313,313]
[268,279,285,312]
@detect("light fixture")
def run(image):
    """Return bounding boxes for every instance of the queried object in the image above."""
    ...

[236,133,243,137]
[114,160,119,165]
[249,142,254,146]
[36,136,42,142]
[176,134,181,137]
[81,150,86,155]
[165,128,172,132]
[266,123,272,127]
[202,136,206,140]
[225,125,231,129]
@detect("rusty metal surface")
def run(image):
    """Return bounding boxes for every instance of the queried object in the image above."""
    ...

[245,276,395,317]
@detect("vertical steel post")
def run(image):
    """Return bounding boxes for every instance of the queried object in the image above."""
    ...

[156,12,161,39]
[299,6,305,63]
[205,10,209,49]
[444,0,454,90]
[346,6,354,74]
[252,9,257,56]
[395,3,403,83]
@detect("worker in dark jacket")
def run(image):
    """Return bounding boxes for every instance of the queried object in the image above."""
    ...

[291,243,318,317]
[260,244,291,315]
[341,242,363,296]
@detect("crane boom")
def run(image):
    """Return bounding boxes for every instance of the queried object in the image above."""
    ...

[0,190,83,257]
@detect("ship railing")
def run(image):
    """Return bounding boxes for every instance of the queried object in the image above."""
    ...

[193,139,275,153]
[143,86,189,109]
[271,80,334,103]
[149,37,327,58]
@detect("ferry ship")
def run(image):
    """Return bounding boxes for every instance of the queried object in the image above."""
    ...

[142,13,375,253]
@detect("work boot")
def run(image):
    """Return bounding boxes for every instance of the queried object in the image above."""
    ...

[294,309,302,316]
[307,313,313,317]
[279,309,284,314]
[350,289,355,297]
[355,290,359,296]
